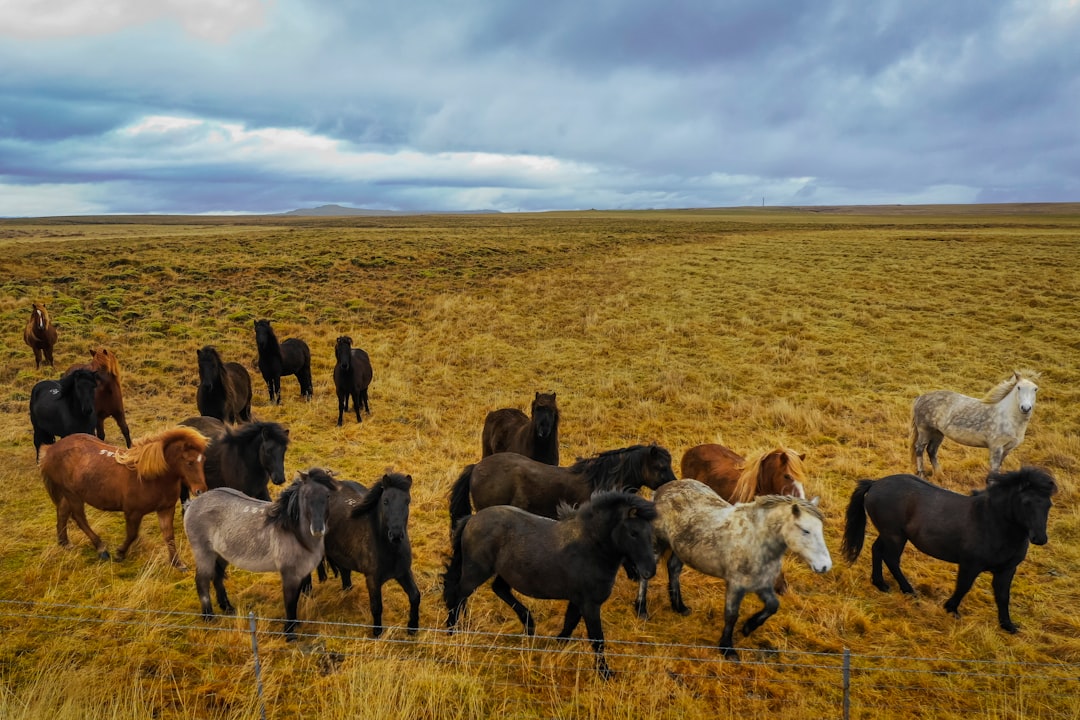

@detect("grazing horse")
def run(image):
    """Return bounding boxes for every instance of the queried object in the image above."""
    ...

[321,471,421,636]
[481,392,560,465]
[333,336,373,426]
[184,470,337,640]
[24,302,57,368]
[254,319,313,404]
[444,491,658,679]
[196,346,252,423]
[911,371,1039,477]
[635,480,831,659]
[842,467,1057,633]
[64,346,132,448]
[179,421,290,505]
[39,428,208,568]
[29,369,98,460]
[448,443,676,530]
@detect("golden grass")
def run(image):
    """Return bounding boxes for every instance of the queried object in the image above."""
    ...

[1,207,1078,718]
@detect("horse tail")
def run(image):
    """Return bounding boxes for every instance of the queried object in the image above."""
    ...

[841,479,874,563]
[448,464,475,529]
[442,515,470,614]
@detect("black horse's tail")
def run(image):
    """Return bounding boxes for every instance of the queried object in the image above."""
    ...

[442,515,471,622]
[841,479,875,563]
[448,464,475,530]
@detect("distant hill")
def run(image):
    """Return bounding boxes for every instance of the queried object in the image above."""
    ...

[279,204,501,217]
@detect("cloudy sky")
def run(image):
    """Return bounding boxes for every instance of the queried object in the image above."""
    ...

[1,0,1078,215]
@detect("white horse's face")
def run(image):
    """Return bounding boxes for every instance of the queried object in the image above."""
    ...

[1016,379,1038,415]
[783,503,832,574]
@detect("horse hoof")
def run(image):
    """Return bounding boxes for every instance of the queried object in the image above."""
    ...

[99,551,111,561]
[371,627,384,638]
[720,647,739,661]
[172,562,189,572]
[1001,622,1019,634]
[872,581,889,592]
[676,605,691,616]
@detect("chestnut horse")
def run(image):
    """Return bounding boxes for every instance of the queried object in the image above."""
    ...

[39,427,208,569]
[24,302,57,368]
[64,346,132,448]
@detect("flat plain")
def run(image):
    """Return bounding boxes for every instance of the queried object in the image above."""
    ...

[1,206,1078,718]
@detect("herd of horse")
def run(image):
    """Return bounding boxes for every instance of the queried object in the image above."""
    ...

[21,302,1059,677]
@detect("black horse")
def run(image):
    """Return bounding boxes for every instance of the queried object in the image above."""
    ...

[443,491,658,679]
[254,319,313,405]
[29,368,98,460]
[333,336,373,426]
[481,392,560,465]
[320,472,420,636]
[179,421,290,505]
[196,346,252,423]
[842,467,1057,633]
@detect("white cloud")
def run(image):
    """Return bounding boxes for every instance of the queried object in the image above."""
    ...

[0,182,107,217]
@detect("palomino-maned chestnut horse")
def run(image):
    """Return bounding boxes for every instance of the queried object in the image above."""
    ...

[333,335,373,426]
[184,469,337,641]
[321,471,421,636]
[254,319,313,405]
[39,427,208,569]
[842,467,1056,633]
[448,443,676,530]
[29,368,98,460]
[64,346,132,448]
[444,491,658,679]
[910,371,1039,478]
[481,392,560,465]
[196,346,252,423]
[24,302,57,369]
[634,480,831,659]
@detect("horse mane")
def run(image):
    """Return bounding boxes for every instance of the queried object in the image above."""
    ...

[268,469,337,530]
[114,426,208,480]
[90,347,121,381]
[350,472,412,517]
[982,371,1039,404]
[730,448,806,503]
[752,494,824,522]
[255,320,281,353]
[221,420,289,448]
[579,490,658,522]
[986,466,1057,498]
[570,444,659,492]
[31,302,50,324]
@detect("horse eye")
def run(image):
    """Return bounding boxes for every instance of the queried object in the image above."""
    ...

[801,528,810,535]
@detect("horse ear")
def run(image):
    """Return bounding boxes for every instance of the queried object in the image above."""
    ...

[810,496,820,506]
[295,470,308,482]
[791,503,802,517]
[798,451,807,461]
[535,391,541,400]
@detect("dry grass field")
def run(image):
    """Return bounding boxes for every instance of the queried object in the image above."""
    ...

[0,206,1078,719]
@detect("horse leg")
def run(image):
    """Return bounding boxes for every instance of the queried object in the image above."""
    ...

[557,603,582,639]
[212,558,234,614]
[365,573,385,637]
[114,511,147,562]
[195,564,216,619]
[95,417,107,442]
[352,390,362,423]
[926,431,945,477]
[989,444,1008,474]
[581,603,613,680]
[67,499,110,560]
[272,377,282,405]
[54,496,72,548]
[491,575,535,634]
[115,412,133,448]
[33,347,43,368]
[282,574,305,641]
[774,569,788,595]
[445,559,490,631]
[339,567,353,592]
[719,587,747,660]
[741,588,780,637]
[912,426,930,477]
[943,562,982,621]
[397,571,421,635]
[877,537,915,595]
[336,391,345,426]
[667,553,691,615]
[361,388,370,414]
[634,576,650,619]
[869,537,889,591]
[154,508,186,570]
[990,565,1019,633]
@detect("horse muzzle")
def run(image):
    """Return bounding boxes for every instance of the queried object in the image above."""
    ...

[1030,530,1048,546]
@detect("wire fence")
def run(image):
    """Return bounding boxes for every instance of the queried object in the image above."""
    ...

[2,598,1077,719]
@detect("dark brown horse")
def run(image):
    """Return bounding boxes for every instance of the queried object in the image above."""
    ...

[64,346,132,448]
[842,468,1057,633]
[24,302,57,368]
[481,392,560,465]
[39,427,209,569]
[254,319,313,405]
[333,335,373,426]
[29,369,98,460]
[449,443,676,530]
[196,346,252,423]
[681,443,808,593]
[179,415,228,442]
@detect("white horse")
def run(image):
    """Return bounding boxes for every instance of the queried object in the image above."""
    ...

[634,479,831,659]
[910,371,1039,478]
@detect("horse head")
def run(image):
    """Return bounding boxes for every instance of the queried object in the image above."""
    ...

[989,466,1057,545]
[254,319,278,350]
[196,346,223,388]
[529,392,559,439]
[31,303,49,331]
[335,336,353,370]
[287,469,337,539]
[582,491,658,579]
[173,436,209,497]
[69,368,99,417]
[258,423,290,486]
[778,497,832,573]
[377,472,413,543]
[643,444,677,489]
[762,449,808,499]
[1014,373,1039,416]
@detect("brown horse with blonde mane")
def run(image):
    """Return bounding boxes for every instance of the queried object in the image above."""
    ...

[680,444,808,593]
[39,427,208,569]
[24,302,57,369]
[64,347,132,448]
